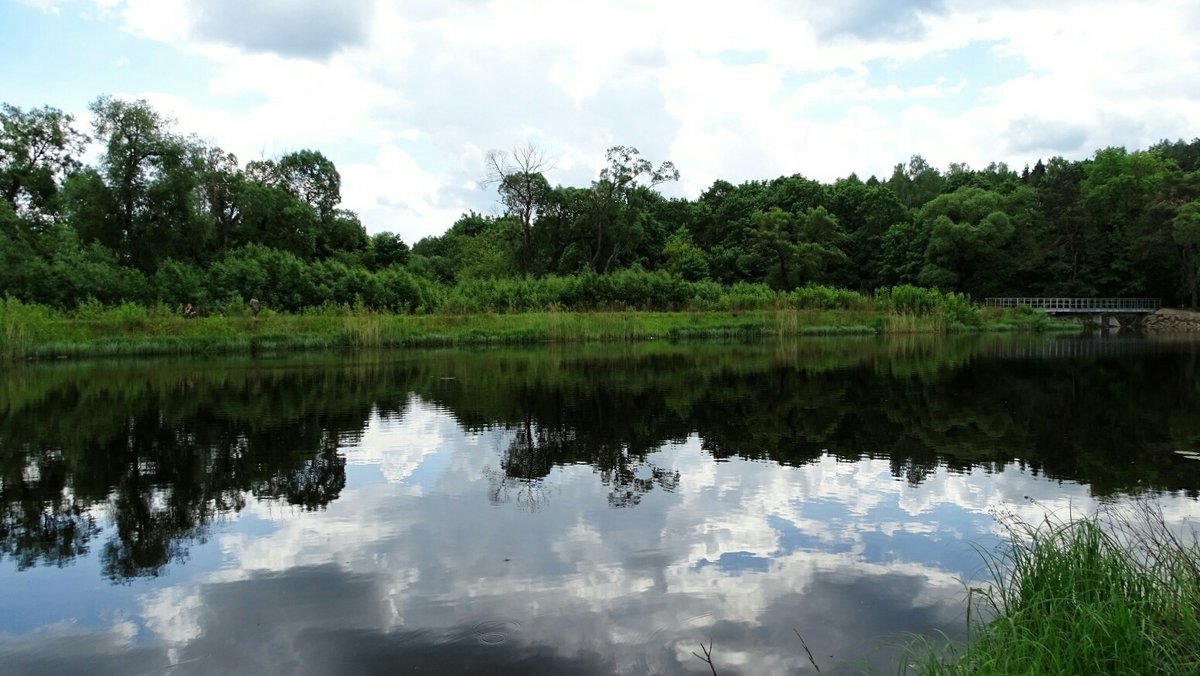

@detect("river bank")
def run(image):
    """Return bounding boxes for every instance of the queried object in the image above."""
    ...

[0,299,1075,360]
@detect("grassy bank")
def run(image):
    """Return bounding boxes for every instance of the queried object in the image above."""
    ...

[0,293,1074,361]
[913,504,1200,675]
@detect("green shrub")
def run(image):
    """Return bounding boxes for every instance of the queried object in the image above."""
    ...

[877,284,942,315]
[939,292,981,327]
[152,259,209,308]
[789,284,871,310]
[715,282,780,311]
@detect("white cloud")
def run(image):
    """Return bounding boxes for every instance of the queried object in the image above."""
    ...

[125,411,994,672]
[36,0,1200,242]
[17,0,64,13]
[341,398,448,483]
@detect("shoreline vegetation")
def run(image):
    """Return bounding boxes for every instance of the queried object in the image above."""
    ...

[1,283,1076,360]
[908,503,1200,675]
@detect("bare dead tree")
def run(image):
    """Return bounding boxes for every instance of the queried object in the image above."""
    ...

[484,144,552,274]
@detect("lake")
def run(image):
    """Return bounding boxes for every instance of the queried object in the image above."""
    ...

[1,335,1199,674]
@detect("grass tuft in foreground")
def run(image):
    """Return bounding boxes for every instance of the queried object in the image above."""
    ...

[912,502,1200,675]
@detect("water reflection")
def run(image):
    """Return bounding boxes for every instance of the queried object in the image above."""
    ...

[0,367,350,580]
[0,336,1198,674]
[116,439,987,675]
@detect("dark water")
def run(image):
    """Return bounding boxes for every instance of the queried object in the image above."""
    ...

[1,335,1199,675]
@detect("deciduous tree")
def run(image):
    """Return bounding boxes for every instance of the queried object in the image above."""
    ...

[0,104,85,231]
[486,144,551,274]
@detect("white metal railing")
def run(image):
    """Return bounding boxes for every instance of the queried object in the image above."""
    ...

[984,298,1161,313]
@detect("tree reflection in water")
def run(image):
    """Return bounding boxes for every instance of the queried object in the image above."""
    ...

[488,412,680,510]
[0,364,354,580]
[2,336,1199,580]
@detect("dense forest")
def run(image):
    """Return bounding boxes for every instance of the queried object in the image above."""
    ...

[3,96,1200,312]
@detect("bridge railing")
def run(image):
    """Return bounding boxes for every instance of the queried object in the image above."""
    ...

[984,298,1161,313]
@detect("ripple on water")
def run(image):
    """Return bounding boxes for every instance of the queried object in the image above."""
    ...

[471,618,522,646]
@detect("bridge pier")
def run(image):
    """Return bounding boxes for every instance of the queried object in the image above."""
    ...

[1070,314,1138,331]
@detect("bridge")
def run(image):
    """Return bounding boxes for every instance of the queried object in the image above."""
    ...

[984,298,1160,315]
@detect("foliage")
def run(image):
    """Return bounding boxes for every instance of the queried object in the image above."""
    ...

[2,94,1199,313]
[662,227,710,281]
[788,284,870,310]
[0,103,85,230]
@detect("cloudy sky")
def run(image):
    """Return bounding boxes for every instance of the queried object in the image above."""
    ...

[4,0,1200,242]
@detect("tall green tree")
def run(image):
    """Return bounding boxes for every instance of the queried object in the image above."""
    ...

[88,96,203,269]
[579,146,679,272]
[318,208,368,259]
[766,173,824,214]
[751,207,800,289]
[365,232,410,271]
[236,182,319,258]
[248,149,341,218]
[887,154,946,209]
[826,177,910,289]
[246,149,360,258]
[193,144,242,254]
[0,104,85,233]
[529,185,590,274]
[915,187,1027,297]
[1171,200,1200,308]
[1035,157,1090,294]
[1080,148,1170,296]
[750,206,849,290]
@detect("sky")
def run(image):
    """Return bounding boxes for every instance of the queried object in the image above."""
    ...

[3,0,1200,243]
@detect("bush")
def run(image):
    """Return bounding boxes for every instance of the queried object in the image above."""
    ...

[438,270,698,313]
[374,266,441,312]
[152,259,209,308]
[210,244,317,311]
[939,291,981,327]
[789,284,871,310]
[876,284,942,316]
[714,282,780,311]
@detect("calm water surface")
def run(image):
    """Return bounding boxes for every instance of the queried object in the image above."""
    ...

[1,335,1199,675]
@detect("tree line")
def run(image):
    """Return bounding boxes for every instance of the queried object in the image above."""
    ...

[4,96,1200,312]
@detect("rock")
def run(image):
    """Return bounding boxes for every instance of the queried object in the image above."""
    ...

[1139,308,1200,333]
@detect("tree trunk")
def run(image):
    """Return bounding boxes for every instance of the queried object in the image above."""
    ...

[1183,243,1198,309]
[521,224,532,275]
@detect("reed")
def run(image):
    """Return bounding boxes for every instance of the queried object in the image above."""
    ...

[911,502,1200,675]
[0,297,1077,361]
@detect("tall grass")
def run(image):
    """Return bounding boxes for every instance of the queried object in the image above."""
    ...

[0,296,54,360]
[0,283,1076,361]
[913,503,1200,675]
